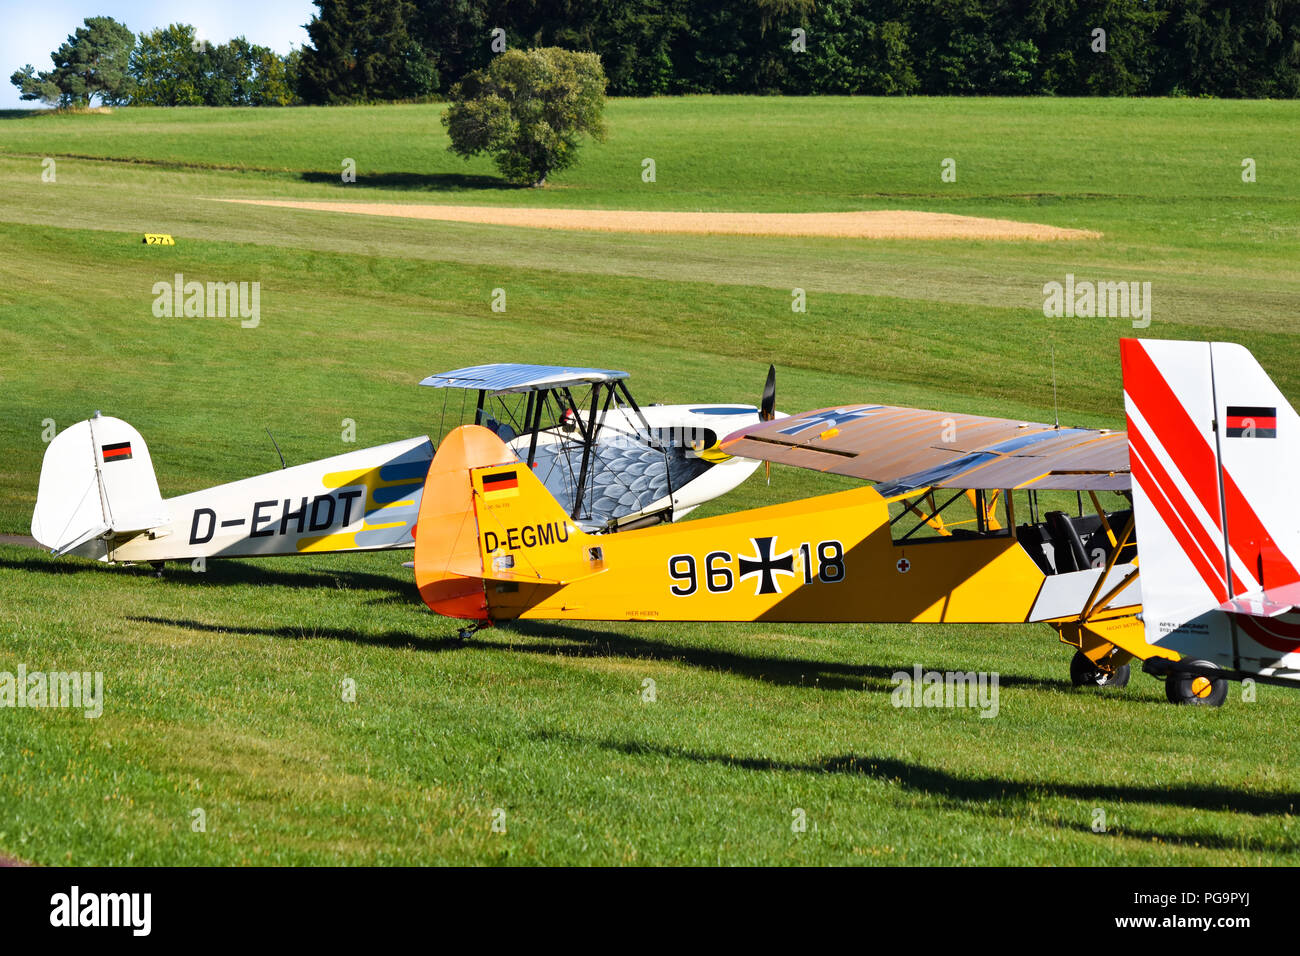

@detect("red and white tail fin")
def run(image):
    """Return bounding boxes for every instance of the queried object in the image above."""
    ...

[1122,338,1300,670]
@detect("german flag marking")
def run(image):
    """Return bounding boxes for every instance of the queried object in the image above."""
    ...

[101,441,133,462]
[1226,405,1276,438]
[482,470,519,499]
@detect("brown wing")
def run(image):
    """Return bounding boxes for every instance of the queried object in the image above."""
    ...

[720,404,1129,493]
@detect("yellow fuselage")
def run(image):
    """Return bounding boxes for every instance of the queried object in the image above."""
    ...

[411,428,1138,629]
[487,485,1065,623]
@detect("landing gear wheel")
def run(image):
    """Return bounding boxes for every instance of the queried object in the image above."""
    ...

[1164,661,1228,706]
[455,622,487,642]
[1102,663,1130,687]
[1070,651,1130,688]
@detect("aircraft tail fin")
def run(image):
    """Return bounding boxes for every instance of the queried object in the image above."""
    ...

[31,415,171,558]
[1122,338,1300,658]
[412,425,603,623]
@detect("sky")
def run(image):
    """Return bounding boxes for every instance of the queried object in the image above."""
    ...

[1,0,316,108]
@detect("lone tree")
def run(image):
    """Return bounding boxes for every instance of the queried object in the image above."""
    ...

[443,47,607,187]
[10,16,135,107]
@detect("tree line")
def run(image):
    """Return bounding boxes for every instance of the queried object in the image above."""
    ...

[11,17,300,107]
[12,1,1300,108]
[300,0,1300,100]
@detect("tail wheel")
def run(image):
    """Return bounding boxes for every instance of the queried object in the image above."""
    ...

[1164,661,1229,706]
[1069,651,1131,688]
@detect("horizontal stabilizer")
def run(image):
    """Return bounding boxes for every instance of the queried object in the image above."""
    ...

[1219,581,1300,618]
[480,561,608,587]
[51,522,112,558]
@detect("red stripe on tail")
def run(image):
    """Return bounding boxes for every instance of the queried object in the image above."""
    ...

[1129,438,1234,602]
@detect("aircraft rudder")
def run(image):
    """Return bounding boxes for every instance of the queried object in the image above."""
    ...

[31,415,169,558]
[412,425,514,621]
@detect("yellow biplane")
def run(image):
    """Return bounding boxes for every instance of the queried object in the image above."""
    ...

[411,338,1300,707]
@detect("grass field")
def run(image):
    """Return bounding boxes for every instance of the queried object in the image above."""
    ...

[1,97,1299,865]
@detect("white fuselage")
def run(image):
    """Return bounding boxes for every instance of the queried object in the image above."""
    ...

[37,406,772,562]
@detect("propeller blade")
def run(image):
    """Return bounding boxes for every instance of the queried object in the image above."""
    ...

[760,364,776,422]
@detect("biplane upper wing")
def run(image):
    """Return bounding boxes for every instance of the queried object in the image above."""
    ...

[419,364,629,394]
[720,404,1129,493]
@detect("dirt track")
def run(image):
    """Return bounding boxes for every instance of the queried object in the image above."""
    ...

[216,199,1100,241]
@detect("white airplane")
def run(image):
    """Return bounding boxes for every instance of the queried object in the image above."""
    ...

[31,363,779,565]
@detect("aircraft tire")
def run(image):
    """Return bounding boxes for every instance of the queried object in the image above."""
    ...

[1164,662,1228,706]
[1069,651,1130,688]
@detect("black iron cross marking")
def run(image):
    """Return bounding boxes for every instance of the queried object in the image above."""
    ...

[737,536,796,596]
[777,406,881,436]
